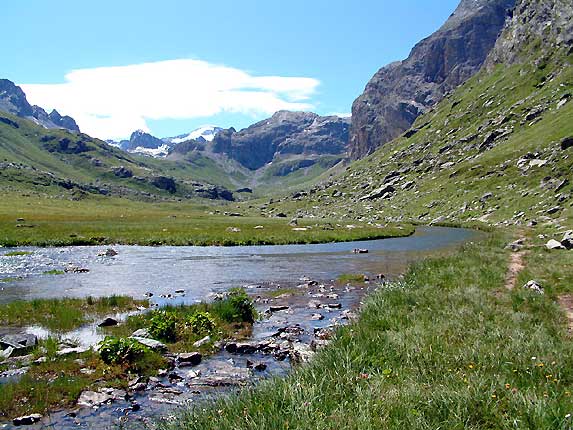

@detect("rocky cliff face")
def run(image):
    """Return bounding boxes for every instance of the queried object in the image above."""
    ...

[210,111,350,170]
[349,0,515,159]
[0,79,80,132]
[485,0,573,68]
[120,130,166,152]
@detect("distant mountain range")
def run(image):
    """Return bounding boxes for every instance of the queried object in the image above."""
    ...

[0,79,80,133]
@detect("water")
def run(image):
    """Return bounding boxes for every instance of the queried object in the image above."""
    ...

[0,227,478,305]
[0,226,481,429]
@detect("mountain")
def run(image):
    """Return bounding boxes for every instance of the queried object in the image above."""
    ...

[165,111,350,191]
[166,126,224,144]
[349,0,515,159]
[0,79,80,133]
[117,129,169,156]
[265,0,573,227]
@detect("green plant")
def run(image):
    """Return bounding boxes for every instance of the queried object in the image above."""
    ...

[212,288,256,323]
[148,311,178,342]
[187,311,217,336]
[98,336,148,364]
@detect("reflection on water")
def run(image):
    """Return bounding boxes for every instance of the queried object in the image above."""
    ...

[0,227,480,305]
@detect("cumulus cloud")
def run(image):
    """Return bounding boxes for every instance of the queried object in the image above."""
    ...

[21,59,320,139]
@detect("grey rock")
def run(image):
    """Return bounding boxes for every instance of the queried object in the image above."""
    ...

[177,352,202,367]
[97,317,118,327]
[130,336,167,351]
[546,239,566,250]
[0,334,37,354]
[523,280,544,294]
[12,413,42,426]
[193,335,211,348]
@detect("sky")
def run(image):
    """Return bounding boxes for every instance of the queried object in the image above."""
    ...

[3,0,460,140]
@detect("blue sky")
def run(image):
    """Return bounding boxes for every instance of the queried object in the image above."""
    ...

[4,0,459,139]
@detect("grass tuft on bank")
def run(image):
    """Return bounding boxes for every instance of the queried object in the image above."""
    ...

[161,233,573,430]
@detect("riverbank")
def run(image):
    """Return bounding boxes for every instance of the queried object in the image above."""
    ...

[161,229,573,429]
[0,194,413,247]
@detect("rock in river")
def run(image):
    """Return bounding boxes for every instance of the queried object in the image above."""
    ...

[12,413,42,426]
[98,317,118,327]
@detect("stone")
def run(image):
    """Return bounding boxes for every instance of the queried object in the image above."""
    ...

[177,352,202,367]
[269,305,290,312]
[289,342,315,364]
[98,248,118,257]
[56,346,89,356]
[131,328,150,338]
[0,334,37,354]
[523,280,544,294]
[193,335,211,348]
[98,317,118,327]
[64,265,89,273]
[546,239,566,250]
[562,231,573,250]
[310,313,324,321]
[506,238,525,251]
[130,337,167,351]
[77,391,114,408]
[561,136,573,150]
[12,413,42,426]
[327,303,342,309]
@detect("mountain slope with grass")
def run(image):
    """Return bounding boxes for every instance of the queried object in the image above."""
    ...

[265,0,572,231]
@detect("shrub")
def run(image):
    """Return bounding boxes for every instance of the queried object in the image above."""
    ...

[148,311,178,342]
[212,288,256,323]
[99,336,148,364]
[187,311,217,336]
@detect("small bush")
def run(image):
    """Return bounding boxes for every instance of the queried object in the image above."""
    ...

[149,311,178,342]
[99,336,148,364]
[212,288,256,323]
[187,311,217,336]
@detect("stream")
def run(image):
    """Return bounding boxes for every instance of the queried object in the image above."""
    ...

[0,226,480,429]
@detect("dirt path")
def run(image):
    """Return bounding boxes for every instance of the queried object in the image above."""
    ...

[505,251,526,290]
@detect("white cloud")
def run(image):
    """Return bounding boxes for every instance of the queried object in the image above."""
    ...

[20,59,320,140]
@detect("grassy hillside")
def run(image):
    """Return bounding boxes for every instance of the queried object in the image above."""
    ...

[263,52,573,230]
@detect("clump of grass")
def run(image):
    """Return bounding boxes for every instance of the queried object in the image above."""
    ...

[160,233,573,430]
[337,273,367,283]
[0,295,147,332]
[43,269,65,275]
[3,251,32,257]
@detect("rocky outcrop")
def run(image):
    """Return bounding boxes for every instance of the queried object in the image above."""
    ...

[120,130,165,151]
[485,0,573,68]
[210,111,350,170]
[349,0,515,159]
[0,79,80,132]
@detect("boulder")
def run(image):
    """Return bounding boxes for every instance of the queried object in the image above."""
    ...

[177,352,202,367]
[12,414,42,426]
[131,328,150,338]
[130,337,167,352]
[98,317,118,327]
[546,239,566,250]
[0,334,37,354]
[523,280,544,294]
[561,136,573,150]
[562,231,573,250]
[193,335,211,348]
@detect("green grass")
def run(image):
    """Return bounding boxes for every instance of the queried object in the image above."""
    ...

[162,232,573,430]
[0,296,147,332]
[0,193,413,246]
[2,251,32,257]
[337,273,367,283]
[42,269,65,275]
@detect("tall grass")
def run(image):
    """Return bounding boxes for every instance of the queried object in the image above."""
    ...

[162,234,573,429]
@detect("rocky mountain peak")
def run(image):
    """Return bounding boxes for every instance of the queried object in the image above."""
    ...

[349,0,515,159]
[0,78,80,133]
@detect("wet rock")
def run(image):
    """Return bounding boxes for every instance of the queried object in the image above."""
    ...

[327,303,342,309]
[268,305,290,312]
[98,317,118,327]
[0,334,37,354]
[246,360,267,371]
[98,248,118,257]
[64,265,90,273]
[0,346,14,358]
[130,337,167,352]
[314,327,333,340]
[546,239,566,250]
[193,335,211,348]
[177,352,202,367]
[310,313,324,321]
[524,280,544,294]
[175,289,185,294]
[12,413,42,426]
[308,300,322,309]
[77,388,125,408]
[289,342,315,364]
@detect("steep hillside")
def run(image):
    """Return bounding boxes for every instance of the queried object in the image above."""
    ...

[265,0,573,229]
[0,111,235,201]
[349,0,515,158]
